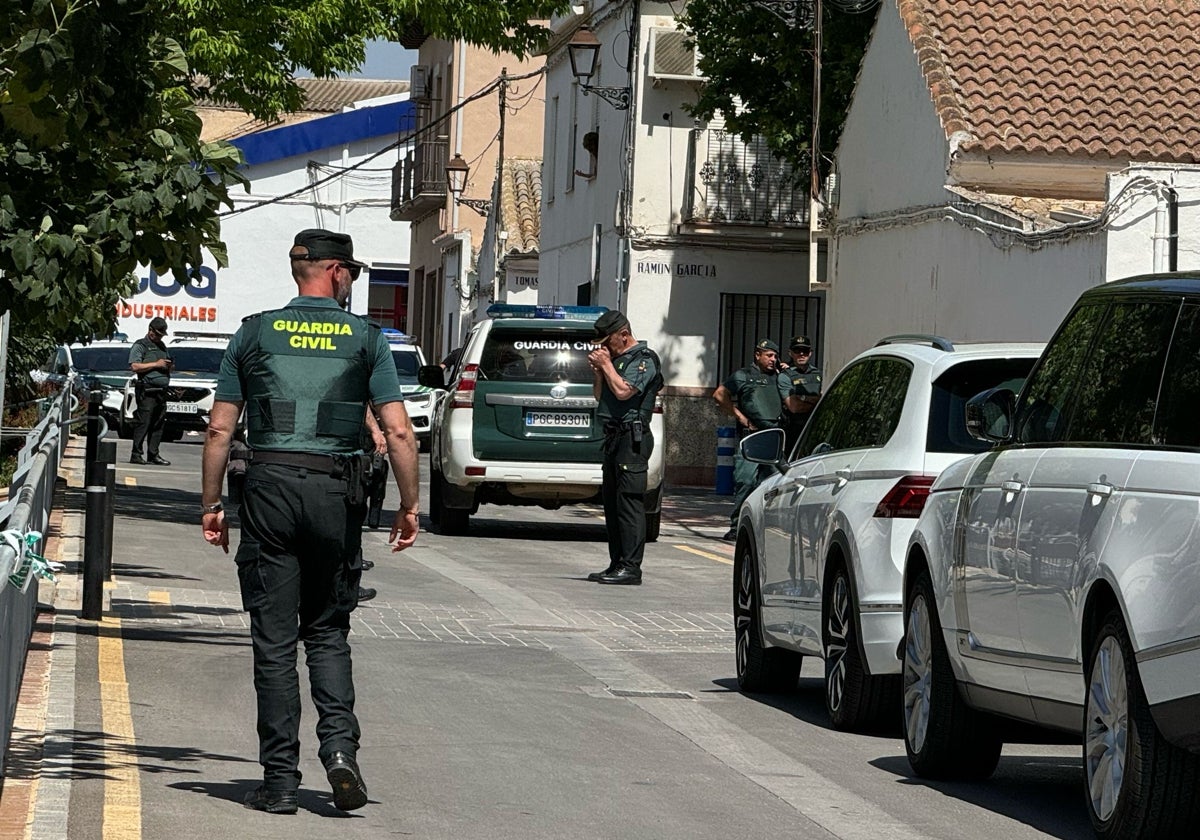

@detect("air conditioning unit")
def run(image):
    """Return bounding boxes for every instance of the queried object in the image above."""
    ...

[648,28,704,83]
[410,64,432,102]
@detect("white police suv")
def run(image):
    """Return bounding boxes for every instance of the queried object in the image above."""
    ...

[423,305,665,536]
[382,329,434,451]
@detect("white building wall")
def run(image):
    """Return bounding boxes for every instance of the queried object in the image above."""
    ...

[834,0,953,217]
[828,221,1104,374]
[119,112,410,337]
[1107,165,1200,280]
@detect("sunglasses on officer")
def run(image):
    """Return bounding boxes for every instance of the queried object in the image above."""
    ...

[291,254,363,281]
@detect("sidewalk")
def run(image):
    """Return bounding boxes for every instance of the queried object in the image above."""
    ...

[0,442,735,838]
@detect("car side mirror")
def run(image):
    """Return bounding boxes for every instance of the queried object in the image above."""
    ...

[740,428,788,474]
[965,387,1016,443]
[417,364,446,390]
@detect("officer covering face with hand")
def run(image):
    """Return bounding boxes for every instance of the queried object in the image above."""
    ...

[200,228,420,815]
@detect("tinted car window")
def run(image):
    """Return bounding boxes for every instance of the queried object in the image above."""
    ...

[393,350,420,383]
[1015,303,1106,443]
[1153,302,1200,447]
[793,361,865,459]
[836,357,912,450]
[479,328,594,382]
[169,348,225,374]
[72,347,131,372]
[928,358,1036,453]
[1066,300,1177,444]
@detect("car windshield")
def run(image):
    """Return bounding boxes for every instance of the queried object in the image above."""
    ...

[392,350,420,384]
[479,327,594,382]
[170,347,225,374]
[927,357,1038,453]
[72,347,130,373]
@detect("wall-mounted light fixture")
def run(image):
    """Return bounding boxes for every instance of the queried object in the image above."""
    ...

[567,27,631,110]
[445,153,492,217]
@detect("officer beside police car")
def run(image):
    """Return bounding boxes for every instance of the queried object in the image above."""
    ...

[200,229,419,815]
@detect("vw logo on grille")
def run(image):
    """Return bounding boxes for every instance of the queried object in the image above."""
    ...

[550,384,568,400]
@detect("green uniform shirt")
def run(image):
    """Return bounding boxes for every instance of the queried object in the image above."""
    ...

[215,296,404,453]
[596,341,662,425]
[782,363,822,399]
[128,337,172,388]
[724,364,785,429]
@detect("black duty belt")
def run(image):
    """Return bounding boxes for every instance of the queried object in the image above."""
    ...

[249,450,345,475]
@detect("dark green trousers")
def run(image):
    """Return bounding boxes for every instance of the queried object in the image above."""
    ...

[235,463,365,792]
[601,429,653,569]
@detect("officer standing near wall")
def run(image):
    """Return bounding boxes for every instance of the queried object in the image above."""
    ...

[778,335,822,452]
[128,316,174,465]
[587,310,664,586]
[200,229,420,815]
[713,338,786,540]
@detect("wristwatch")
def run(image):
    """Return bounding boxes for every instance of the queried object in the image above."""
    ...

[201,500,224,514]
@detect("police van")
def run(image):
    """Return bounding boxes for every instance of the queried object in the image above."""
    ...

[383,329,433,451]
[421,305,665,537]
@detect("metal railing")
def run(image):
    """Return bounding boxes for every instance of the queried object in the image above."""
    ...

[0,377,74,771]
[391,136,450,219]
[683,128,810,228]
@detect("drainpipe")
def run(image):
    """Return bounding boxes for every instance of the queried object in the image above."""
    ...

[453,39,467,234]
[1153,184,1169,273]
[1168,187,1179,272]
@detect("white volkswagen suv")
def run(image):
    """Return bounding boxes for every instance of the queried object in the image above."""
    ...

[734,336,1041,731]
[423,304,664,536]
[902,274,1200,837]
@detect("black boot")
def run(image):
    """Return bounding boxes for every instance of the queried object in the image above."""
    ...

[243,787,298,814]
[324,751,368,811]
[587,562,619,582]
[597,565,642,586]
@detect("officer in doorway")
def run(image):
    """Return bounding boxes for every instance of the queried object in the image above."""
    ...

[778,335,822,452]
[713,338,787,540]
[200,229,420,815]
[587,310,664,585]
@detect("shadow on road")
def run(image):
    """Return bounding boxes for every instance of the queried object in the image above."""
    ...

[872,753,1092,839]
[113,484,203,528]
[708,675,903,739]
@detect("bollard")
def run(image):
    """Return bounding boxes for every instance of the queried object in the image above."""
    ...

[81,458,108,621]
[715,426,736,495]
[84,389,102,467]
[99,440,117,579]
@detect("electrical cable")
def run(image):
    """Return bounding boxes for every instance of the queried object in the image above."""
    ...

[218,66,546,219]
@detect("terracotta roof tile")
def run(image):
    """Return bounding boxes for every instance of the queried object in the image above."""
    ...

[499,158,542,255]
[898,0,1200,163]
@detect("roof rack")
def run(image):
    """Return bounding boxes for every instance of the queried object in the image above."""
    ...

[486,304,608,320]
[169,332,234,342]
[874,334,955,352]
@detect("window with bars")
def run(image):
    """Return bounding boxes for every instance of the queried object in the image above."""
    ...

[719,293,823,382]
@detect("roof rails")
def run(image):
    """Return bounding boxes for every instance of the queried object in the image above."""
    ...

[874,334,955,352]
[170,332,234,342]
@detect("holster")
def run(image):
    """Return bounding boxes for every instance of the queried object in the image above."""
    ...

[343,453,371,507]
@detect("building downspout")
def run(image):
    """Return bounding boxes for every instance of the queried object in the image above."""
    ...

[1153,184,1169,273]
[453,39,467,233]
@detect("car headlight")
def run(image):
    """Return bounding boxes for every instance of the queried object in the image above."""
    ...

[404,392,432,407]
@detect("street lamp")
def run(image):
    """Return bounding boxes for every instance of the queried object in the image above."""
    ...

[567,27,631,111]
[444,153,492,217]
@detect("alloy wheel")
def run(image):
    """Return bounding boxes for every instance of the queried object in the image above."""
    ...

[735,553,754,679]
[1086,634,1129,823]
[826,573,850,712]
[903,592,934,753]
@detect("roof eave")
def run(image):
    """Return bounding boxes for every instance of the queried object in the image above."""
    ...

[949,152,1123,201]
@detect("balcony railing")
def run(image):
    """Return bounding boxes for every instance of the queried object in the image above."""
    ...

[682,128,810,229]
[390,135,450,221]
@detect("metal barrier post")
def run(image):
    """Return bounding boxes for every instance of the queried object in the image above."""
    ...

[84,389,101,467]
[99,440,117,579]
[81,459,108,621]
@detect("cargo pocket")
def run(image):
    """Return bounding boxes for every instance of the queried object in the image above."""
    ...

[619,461,649,495]
[234,540,269,611]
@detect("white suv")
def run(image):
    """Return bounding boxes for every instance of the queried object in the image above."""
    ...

[119,335,228,441]
[36,339,133,426]
[423,305,664,536]
[734,336,1041,731]
[383,329,433,450]
[903,274,1200,837]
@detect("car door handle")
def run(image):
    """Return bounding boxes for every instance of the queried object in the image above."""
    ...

[1001,480,1025,493]
[1087,482,1114,498]
[764,487,781,503]
[835,468,852,485]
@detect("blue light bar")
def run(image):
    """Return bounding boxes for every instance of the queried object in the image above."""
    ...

[382,328,415,344]
[486,304,608,320]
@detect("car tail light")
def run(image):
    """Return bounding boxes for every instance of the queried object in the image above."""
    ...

[873,475,936,518]
[452,364,478,408]
[653,394,664,414]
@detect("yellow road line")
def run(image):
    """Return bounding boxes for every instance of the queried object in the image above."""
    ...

[674,544,733,565]
[98,617,141,840]
[146,591,170,605]
[123,476,137,486]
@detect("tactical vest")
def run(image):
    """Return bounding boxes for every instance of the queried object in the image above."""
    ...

[603,345,664,424]
[238,305,378,453]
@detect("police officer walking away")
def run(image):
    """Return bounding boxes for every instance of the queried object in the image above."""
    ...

[713,338,789,540]
[200,229,420,815]
[778,335,822,452]
[587,310,664,585]
[128,316,174,465]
